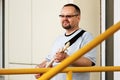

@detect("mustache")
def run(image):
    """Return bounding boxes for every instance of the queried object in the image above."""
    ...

[63,20,69,22]
[62,20,69,23]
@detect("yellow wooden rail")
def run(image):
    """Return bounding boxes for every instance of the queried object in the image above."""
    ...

[1,66,120,75]
[67,71,72,80]
[0,21,120,80]
[38,21,120,80]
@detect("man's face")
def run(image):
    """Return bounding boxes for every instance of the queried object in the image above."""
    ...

[59,6,80,30]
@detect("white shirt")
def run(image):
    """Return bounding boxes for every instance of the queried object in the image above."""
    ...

[46,28,97,80]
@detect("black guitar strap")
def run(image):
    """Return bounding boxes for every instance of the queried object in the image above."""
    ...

[65,30,95,66]
[65,30,86,46]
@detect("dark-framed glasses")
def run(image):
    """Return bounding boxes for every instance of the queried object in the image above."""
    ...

[59,14,78,18]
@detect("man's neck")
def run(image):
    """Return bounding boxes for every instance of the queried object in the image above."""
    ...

[65,27,80,35]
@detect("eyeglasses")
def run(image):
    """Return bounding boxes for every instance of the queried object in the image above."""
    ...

[59,14,78,18]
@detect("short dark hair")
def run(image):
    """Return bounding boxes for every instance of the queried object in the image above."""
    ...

[63,3,81,15]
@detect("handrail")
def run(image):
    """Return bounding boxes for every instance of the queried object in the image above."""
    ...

[0,21,119,80]
[38,21,120,80]
[1,66,120,75]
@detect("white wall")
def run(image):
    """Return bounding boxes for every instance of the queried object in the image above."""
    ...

[5,0,68,80]
[0,0,3,68]
[101,0,106,80]
[5,0,101,80]
[114,0,120,80]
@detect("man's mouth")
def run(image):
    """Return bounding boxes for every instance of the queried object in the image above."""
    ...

[63,21,69,26]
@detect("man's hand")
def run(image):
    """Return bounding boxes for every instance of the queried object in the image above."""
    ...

[54,48,69,63]
[34,60,47,79]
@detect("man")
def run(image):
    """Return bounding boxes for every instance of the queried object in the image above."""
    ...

[35,3,96,80]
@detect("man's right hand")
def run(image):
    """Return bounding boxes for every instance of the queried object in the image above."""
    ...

[34,60,47,79]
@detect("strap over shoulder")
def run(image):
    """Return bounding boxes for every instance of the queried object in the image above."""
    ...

[65,30,86,46]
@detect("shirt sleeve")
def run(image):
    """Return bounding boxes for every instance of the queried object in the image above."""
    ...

[45,35,64,62]
[80,32,97,65]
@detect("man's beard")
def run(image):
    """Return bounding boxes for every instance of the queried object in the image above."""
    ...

[62,25,72,30]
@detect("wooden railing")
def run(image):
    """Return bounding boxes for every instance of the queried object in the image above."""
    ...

[0,21,120,80]
[38,21,120,80]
